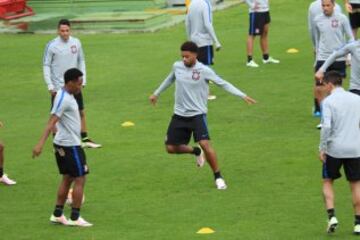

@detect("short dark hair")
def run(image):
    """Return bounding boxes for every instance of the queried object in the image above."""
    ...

[181,41,198,53]
[64,68,83,84]
[323,70,342,86]
[322,0,335,4]
[58,19,71,28]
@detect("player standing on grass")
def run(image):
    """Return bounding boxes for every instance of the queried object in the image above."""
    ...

[33,69,92,227]
[43,19,101,148]
[344,0,360,38]
[245,0,279,68]
[312,0,353,128]
[0,121,16,186]
[185,0,221,100]
[308,0,342,118]
[149,41,256,190]
[318,71,360,235]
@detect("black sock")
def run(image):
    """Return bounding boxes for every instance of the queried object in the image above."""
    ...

[53,205,64,217]
[263,54,269,60]
[81,132,88,141]
[327,208,335,220]
[0,168,3,177]
[214,171,222,180]
[192,147,201,156]
[247,55,253,63]
[355,215,360,225]
[71,208,80,221]
[314,99,321,112]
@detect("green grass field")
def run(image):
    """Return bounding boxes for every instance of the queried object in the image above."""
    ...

[0,0,358,239]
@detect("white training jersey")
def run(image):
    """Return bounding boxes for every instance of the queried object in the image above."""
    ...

[51,88,81,146]
[43,36,86,91]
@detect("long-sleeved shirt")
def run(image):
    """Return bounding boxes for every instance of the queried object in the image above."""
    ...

[153,61,247,117]
[308,0,342,48]
[43,36,86,92]
[245,0,269,13]
[320,87,360,158]
[314,12,354,61]
[185,0,220,48]
[320,40,360,90]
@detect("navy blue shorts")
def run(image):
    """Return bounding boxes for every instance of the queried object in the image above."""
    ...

[315,61,346,85]
[249,11,271,36]
[54,144,89,177]
[198,46,214,65]
[165,114,210,145]
[322,154,360,181]
[349,4,360,29]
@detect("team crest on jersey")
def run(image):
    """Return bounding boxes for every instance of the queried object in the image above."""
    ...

[71,45,77,54]
[192,70,201,80]
[255,28,260,34]
[331,19,339,28]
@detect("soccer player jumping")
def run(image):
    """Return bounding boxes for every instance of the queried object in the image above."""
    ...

[149,41,256,190]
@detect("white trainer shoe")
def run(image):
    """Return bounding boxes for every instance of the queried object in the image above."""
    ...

[215,178,227,190]
[262,57,280,64]
[68,216,93,227]
[317,123,322,130]
[327,216,338,233]
[246,60,259,68]
[354,224,360,235]
[50,214,68,225]
[207,95,217,100]
[196,147,205,168]
[82,139,102,148]
[0,174,16,185]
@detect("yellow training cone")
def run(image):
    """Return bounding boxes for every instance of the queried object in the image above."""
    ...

[287,48,299,53]
[121,121,135,127]
[197,227,215,234]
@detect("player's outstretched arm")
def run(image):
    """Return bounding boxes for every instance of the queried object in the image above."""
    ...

[32,115,59,158]
[315,70,324,82]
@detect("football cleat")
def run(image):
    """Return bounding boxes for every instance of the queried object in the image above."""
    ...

[246,60,259,68]
[50,214,68,225]
[262,56,280,64]
[327,216,338,233]
[215,178,227,190]
[0,174,16,185]
[67,216,93,227]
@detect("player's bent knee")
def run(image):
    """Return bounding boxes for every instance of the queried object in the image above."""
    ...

[166,145,176,154]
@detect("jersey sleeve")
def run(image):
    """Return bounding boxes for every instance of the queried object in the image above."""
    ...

[342,15,355,42]
[320,42,353,72]
[78,41,87,86]
[51,91,67,117]
[43,42,55,91]
[153,64,176,97]
[202,2,220,46]
[319,100,332,152]
[204,67,246,98]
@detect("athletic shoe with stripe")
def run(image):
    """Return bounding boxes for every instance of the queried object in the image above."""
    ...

[82,138,102,148]
[196,147,205,168]
[262,56,280,64]
[327,216,338,233]
[50,214,68,225]
[68,216,93,227]
[246,60,259,68]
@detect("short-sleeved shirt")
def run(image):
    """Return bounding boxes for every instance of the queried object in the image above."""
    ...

[51,88,81,146]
